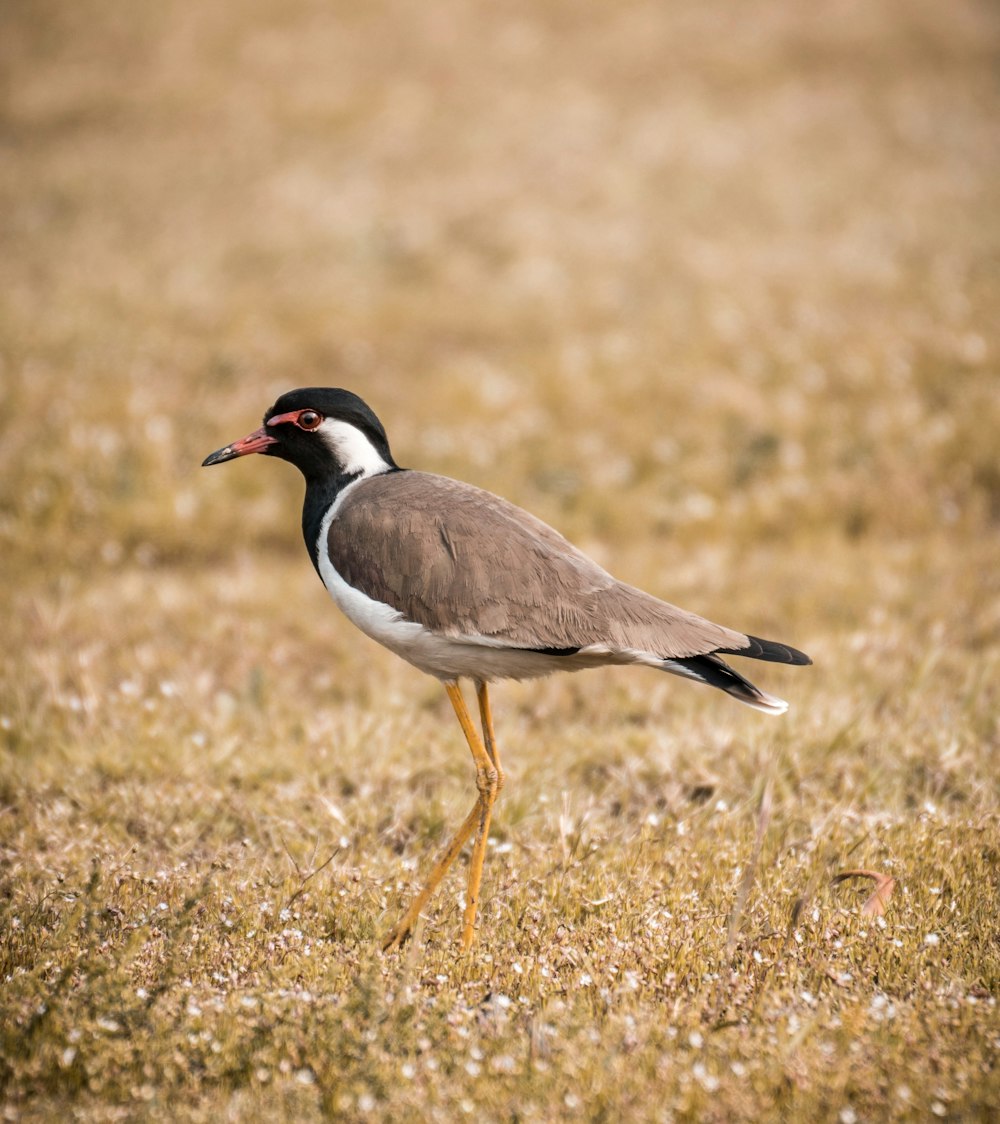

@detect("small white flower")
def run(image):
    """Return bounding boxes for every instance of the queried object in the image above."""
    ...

[693,1063,720,1092]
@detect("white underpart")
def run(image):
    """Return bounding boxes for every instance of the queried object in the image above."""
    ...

[317,418,391,476]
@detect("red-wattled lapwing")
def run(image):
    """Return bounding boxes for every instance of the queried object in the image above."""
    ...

[203,388,810,951]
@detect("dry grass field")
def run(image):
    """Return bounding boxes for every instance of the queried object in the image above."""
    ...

[2,0,999,1119]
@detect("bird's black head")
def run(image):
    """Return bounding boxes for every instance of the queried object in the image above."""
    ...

[202,387,399,482]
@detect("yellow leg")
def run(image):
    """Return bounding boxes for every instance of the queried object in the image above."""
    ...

[445,681,500,952]
[476,680,504,789]
[381,799,481,951]
[381,680,501,952]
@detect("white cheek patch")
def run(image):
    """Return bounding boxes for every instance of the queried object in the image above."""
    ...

[317,418,390,476]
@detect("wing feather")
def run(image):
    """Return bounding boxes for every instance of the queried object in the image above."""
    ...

[326,471,753,660]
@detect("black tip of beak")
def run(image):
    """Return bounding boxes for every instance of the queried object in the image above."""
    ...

[202,446,239,467]
[202,425,278,466]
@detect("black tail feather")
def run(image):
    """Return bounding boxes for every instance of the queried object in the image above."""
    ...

[665,653,789,714]
[718,634,812,666]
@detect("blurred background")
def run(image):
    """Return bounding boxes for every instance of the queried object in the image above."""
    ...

[2,0,997,573]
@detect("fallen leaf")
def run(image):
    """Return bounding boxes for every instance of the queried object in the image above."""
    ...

[831,869,896,916]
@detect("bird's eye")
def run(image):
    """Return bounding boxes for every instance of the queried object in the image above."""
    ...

[298,410,323,430]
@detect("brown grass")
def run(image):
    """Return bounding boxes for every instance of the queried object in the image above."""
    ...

[2,0,999,1119]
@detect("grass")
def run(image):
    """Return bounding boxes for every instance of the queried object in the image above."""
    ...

[2,0,999,1119]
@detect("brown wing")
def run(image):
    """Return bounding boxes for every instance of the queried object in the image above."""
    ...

[327,471,752,660]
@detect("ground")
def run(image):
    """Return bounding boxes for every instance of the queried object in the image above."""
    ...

[1,0,999,1120]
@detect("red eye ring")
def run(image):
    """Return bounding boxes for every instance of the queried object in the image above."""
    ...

[297,410,323,430]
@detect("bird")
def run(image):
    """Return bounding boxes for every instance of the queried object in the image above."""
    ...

[202,387,811,951]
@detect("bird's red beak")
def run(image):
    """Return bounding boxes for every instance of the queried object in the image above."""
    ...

[202,426,278,466]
